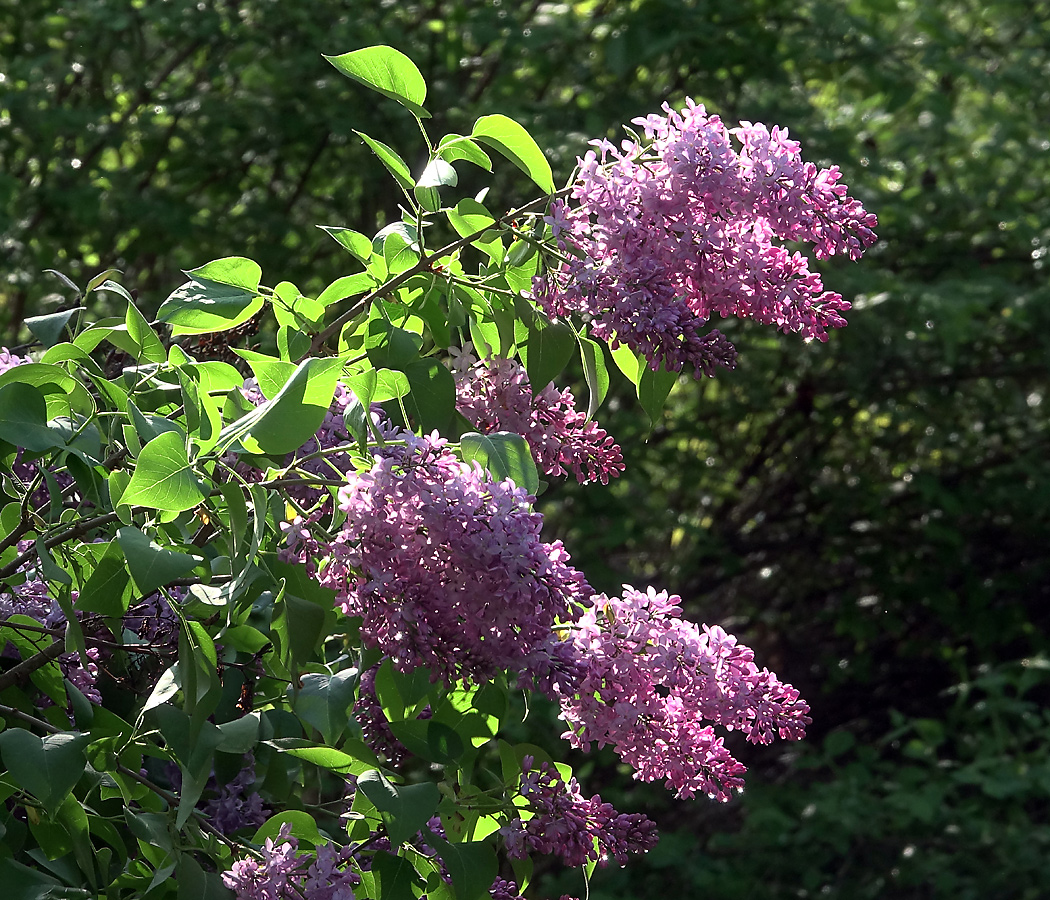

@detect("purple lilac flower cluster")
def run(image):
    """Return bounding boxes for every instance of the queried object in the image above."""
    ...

[533,100,878,377]
[221,823,359,900]
[454,355,625,485]
[203,753,270,835]
[500,757,658,868]
[0,562,102,705]
[352,664,432,764]
[549,585,810,800]
[285,432,592,683]
[488,878,525,900]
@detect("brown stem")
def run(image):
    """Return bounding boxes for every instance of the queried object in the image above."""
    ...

[0,640,66,693]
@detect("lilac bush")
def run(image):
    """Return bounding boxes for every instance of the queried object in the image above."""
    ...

[0,44,873,900]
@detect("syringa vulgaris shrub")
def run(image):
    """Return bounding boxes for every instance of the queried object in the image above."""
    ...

[0,46,874,899]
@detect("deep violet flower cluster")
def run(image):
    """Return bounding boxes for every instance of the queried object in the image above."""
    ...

[534,101,877,377]
[203,753,270,835]
[286,432,592,682]
[352,664,431,764]
[0,561,101,705]
[488,878,525,900]
[501,758,658,868]
[221,823,358,900]
[553,585,811,800]
[454,355,625,485]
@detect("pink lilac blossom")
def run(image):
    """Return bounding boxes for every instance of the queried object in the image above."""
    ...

[551,585,810,800]
[534,101,877,377]
[221,823,358,900]
[454,355,625,485]
[500,757,658,868]
[285,432,592,683]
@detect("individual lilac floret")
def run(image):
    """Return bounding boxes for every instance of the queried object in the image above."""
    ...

[221,823,358,900]
[534,101,877,377]
[454,355,625,485]
[552,585,811,800]
[285,432,592,683]
[500,757,658,868]
[0,347,31,373]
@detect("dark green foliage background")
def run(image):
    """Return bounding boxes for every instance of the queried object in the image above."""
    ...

[4,1,1049,897]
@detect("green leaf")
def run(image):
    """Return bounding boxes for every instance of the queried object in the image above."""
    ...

[253,810,328,848]
[267,557,337,667]
[316,272,377,307]
[471,114,554,193]
[117,526,201,595]
[373,368,411,402]
[446,198,497,244]
[424,831,499,900]
[157,278,264,336]
[125,301,166,364]
[0,730,88,814]
[356,131,415,193]
[370,851,422,900]
[120,431,206,512]
[378,223,421,273]
[216,712,261,753]
[127,400,186,444]
[358,770,440,846]
[610,341,642,386]
[342,389,370,452]
[0,857,69,898]
[387,719,463,767]
[365,318,423,371]
[85,267,123,294]
[0,616,66,705]
[25,308,84,348]
[417,158,458,188]
[264,738,381,776]
[235,350,297,400]
[637,363,679,426]
[288,670,359,745]
[317,226,375,265]
[184,256,262,292]
[77,540,134,617]
[223,357,343,456]
[460,432,539,495]
[177,855,230,900]
[403,359,456,433]
[345,369,377,408]
[525,321,575,390]
[0,382,65,452]
[324,45,429,117]
[579,337,610,419]
[437,134,492,171]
